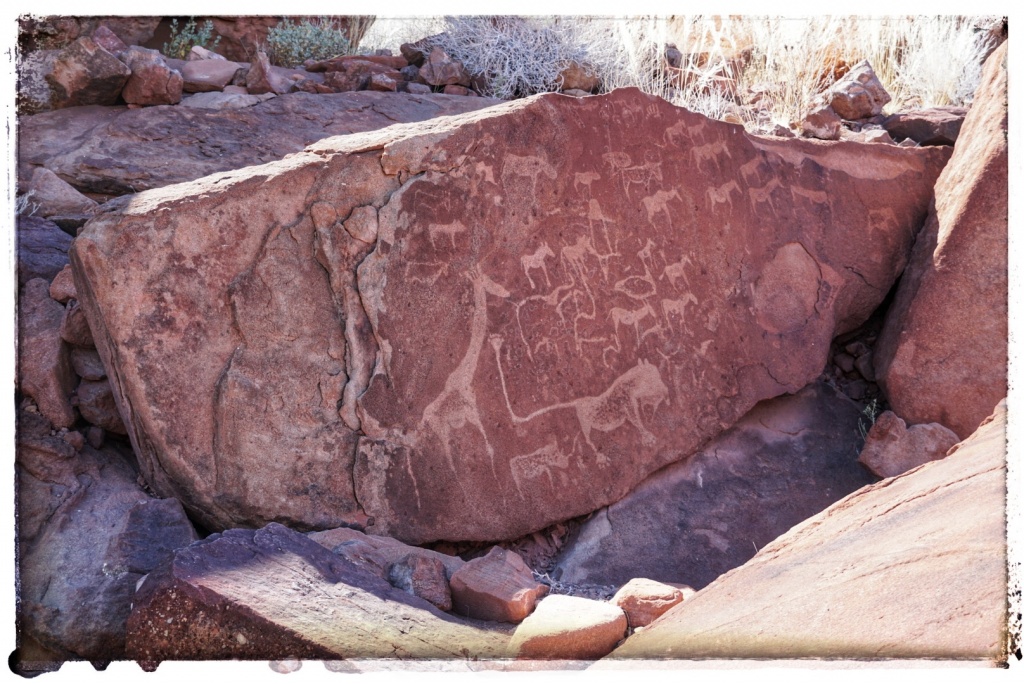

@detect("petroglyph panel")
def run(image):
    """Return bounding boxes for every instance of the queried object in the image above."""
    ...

[72,88,952,542]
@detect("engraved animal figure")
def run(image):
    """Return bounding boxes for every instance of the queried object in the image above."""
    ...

[492,337,670,457]
[427,221,467,250]
[661,295,699,328]
[706,181,740,210]
[502,154,558,200]
[641,189,681,224]
[521,243,555,290]
[611,303,658,346]
[748,178,781,213]
[509,440,573,498]
[663,256,694,291]
[602,151,664,197]
[690,141,733,171]
[419,267,509,478]
[573,171,602,194]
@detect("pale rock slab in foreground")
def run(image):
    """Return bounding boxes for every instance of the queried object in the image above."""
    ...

[603,400,1008,661]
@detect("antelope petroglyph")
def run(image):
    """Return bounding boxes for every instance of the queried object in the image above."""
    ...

[521,243,555,290]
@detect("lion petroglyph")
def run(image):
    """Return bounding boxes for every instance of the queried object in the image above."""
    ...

[491,335,670,461]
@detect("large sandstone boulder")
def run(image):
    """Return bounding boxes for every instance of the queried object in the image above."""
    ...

[553,381,875,589]
[874,43,1007,440]
[17,408,197,662]
[125,523,509,663]
[603,400,1008,660]
[71,88,949,542]
[19,91,503,195]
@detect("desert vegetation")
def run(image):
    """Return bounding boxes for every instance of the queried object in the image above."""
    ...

[359,15,997,131]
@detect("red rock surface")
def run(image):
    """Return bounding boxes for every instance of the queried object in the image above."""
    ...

[883,106,968,146]
[125,523,509,663]
[71,88,949,541]
[874,43,1007,440]
[449,547,548,623]
[858,410,960,478]
[602,400,1008,660]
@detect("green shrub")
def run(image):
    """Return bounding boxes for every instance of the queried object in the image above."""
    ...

[267,18,353,68]
[162,18,221,60]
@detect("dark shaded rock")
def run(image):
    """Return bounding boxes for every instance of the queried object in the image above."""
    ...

[419,46,470,86]
[125,523,509,662]
[555,382,875,589]
[46,37,130,108]
[75,379,127,435]
[875,44,1007,439]
[60,299,95,347]
[19,91,502,195]
[17,406,197,661]
[17,278,76,428]
[604,401,1008,660]
[308,526,465,579]
[17,216,72,286]
[883,106,968,146]
[387,553,453,611]
[71,348,108,378]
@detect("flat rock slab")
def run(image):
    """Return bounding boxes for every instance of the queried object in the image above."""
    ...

[71,88,949,543]
[125,523,510,662]
[603,400,1008,661]
[553,381,876,589]
[18,91,504,196]
[875,43,1008,440]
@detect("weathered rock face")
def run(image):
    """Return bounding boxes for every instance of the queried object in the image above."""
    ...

[828,60,891,120]
[858,410,959,478]
[449,547,548,623]
[120,46,184,106]
[874,43,1007,440]
[125,523,509,663]
[18,167,99,218]
[610,578,687,628]
[19,91,503,195]
[71,88,949,542]
[17,216,73,286]
[603,400,1008,660]
[46,37,131,108]
[883,106,968,146]
[17,279,76,428]
[553,381,875,589]
[17,408,197,661]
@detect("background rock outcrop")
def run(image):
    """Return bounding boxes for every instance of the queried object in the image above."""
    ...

[71,88,949,543]
[874,43,1007,440]
[19,91,502,196]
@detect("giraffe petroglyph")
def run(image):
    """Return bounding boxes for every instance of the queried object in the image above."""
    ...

[419,266,509,478]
